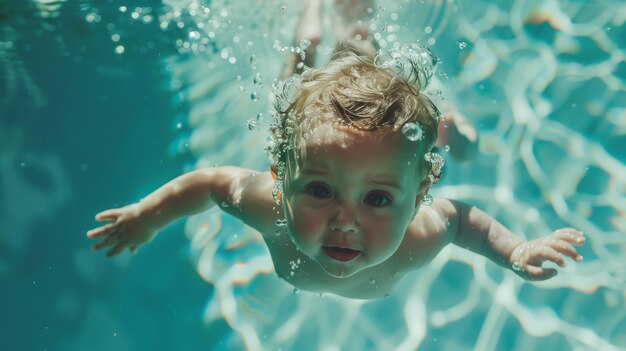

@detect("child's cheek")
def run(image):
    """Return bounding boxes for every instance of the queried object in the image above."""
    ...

[286,197,325,246]
[366,214,406,254]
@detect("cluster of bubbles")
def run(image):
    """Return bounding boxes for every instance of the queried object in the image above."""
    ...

[373,43,438,91]
[272,161,286,205]
[424,151,445,184]
[266,74,306,164]
[272,39,312,61]
[272,74,303,113]
[288,258,302,277]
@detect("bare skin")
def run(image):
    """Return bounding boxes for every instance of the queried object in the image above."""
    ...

[88,127,585,299]
[281,0,478,161]
[87,2,581,299]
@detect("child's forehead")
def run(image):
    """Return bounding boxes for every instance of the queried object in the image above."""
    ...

[295,122,427,161]
[302,122,389,146]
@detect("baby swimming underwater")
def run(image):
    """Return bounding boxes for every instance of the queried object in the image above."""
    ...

[87,44,585,299]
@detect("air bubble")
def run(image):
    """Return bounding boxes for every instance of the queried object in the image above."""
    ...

[250,92,259,101]
[421,194,433,206]
[512,262,522,271]
[401,122,423,141]
[250,54,258,66]
[459,41,467,50]
[246,119,258,131]
[298,39,311,50]
[444,145,450,152]
[253,73,263,86]
[275,219,287,227]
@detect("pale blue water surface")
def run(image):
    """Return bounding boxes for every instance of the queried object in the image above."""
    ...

[1,0,625,350]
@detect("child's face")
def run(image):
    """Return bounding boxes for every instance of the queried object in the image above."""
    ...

[280,123,430,278]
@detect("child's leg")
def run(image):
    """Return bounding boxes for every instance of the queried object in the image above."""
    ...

[331,0,377,57]
[280,0,322,80]
[291,0,479,161]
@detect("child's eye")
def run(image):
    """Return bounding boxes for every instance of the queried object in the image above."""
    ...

[305,183,332,199]
[365,191,392,207]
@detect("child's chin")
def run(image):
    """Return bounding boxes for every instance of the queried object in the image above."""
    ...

[320,262,362,278]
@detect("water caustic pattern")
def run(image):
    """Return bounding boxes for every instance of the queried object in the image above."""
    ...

[156,0,626,350]
[16,0,619,348]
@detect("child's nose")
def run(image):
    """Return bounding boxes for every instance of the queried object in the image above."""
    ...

[330,204,359,233]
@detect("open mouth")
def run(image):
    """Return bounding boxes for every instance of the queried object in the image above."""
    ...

[323,246,361,262]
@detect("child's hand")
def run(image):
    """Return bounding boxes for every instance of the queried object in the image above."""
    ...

[87,204,158,257]
[508,228,585,281]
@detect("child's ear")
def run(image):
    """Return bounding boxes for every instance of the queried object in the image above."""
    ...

[414,178,431,208]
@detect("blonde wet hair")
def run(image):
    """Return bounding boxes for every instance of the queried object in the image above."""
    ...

[269,42,442,182]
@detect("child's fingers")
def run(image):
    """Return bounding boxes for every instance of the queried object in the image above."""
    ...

[106,243,127,257]
[554,228,585,245]
[91,236,117,251]
[86,223,117,239]
[551,240,583,262]
[95,209,120,221]
[536,246,566,268]
[522,245,565,268]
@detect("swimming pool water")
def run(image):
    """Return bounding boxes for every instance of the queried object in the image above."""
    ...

[1,0,625,350]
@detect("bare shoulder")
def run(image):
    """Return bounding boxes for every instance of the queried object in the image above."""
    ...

[213,166,281,236]
[393,197,460,272]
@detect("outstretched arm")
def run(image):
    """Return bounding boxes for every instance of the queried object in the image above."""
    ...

[87,166,256,257]
[450,201,585,280]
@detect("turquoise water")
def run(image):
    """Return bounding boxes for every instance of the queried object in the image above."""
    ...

[1,0,625,350]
